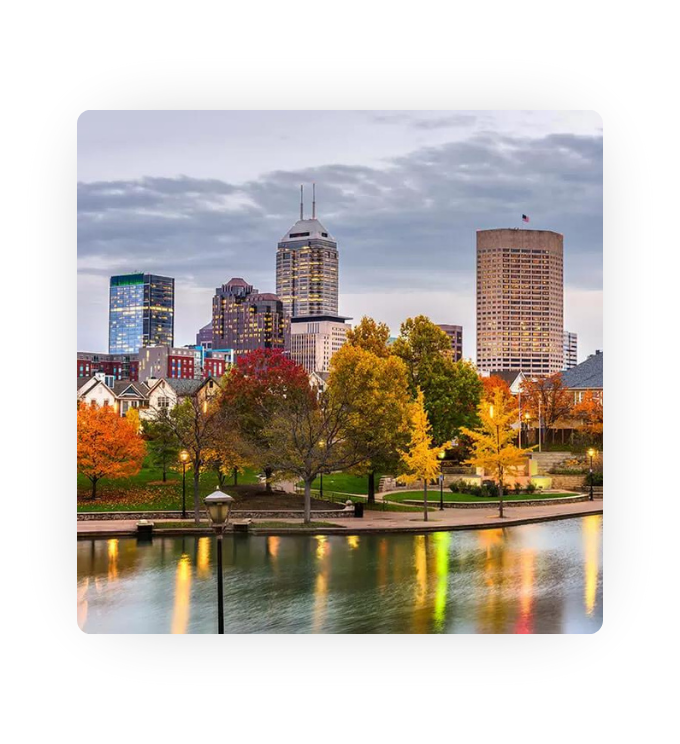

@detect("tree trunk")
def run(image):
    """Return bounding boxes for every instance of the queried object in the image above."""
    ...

[193,466,201,524]
[162,461,167,482]
[423,481,428,522]
[367,471,376,504]
[233,467,238,486]
[91,477,98,500]
[304,479,312,525]
[218,470,225,488]
[265,467,272,493]
[498,480,504,518]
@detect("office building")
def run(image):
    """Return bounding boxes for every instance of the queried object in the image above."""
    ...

[276,186,339,317]
[288,315,351,374]
[476,228,564,375]
[196,322,213,349]
[563,331,578,370]
[138,346,233,382]
[437,324,463,362]
[77,351,139,381]
[108,273,174,354]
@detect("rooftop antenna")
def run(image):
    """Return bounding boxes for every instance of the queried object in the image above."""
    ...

[312,182,316,219]
[300,185,304,220]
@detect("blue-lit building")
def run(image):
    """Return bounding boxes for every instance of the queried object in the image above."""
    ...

[108,273,174,354]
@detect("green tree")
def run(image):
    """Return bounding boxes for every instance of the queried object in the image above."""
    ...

[345,316,392,357]
[327,344,411,503]
[142,409,180,482]
[461,387,534,518]
[391,315,452,389]
[399,389,442,522]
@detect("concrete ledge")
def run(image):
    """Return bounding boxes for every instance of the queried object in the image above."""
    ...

[401,494,590,508]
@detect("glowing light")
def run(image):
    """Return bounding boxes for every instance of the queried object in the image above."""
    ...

[315,534,329,560]
[267,536,280,559]
[107,539,119,582]
[347,535,360,550]
[171,554,192,634]
[196,537,211,578]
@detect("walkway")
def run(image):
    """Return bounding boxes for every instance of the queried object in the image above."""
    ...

[77,499,602,537]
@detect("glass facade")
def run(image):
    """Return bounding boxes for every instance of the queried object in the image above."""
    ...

[109,273,174,354]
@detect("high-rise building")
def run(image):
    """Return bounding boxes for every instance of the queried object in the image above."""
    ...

[476,228,563,375]
[212,277,286,357]
[108,273,174,354]
[196,322,213,349]
[563,331,578,370]
[288,315,351,374]
[437,324,463,362]
[276,186,339,317]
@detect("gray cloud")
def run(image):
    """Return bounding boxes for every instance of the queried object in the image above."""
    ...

[78,131,602,348]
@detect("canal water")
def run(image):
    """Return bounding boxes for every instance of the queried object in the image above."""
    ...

[77,515,602,634]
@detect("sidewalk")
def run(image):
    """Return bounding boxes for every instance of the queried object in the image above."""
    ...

[77,499,602,537]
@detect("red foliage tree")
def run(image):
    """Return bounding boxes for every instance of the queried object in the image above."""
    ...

[219,349,313,491]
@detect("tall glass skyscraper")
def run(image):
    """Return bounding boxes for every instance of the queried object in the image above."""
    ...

[276,186,338,318]
[108,273,175,354]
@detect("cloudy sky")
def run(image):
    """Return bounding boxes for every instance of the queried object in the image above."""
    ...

[77,110,603,361]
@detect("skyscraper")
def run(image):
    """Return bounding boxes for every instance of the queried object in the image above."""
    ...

[212,277,286,357]
[563,331,578,370]
[287,315,351,374]
[476,228,563,375]
[108,273,174,354]
[276,185,339,317]
[437,324,463,362]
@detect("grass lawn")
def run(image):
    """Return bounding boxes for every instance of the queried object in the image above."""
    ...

[386,490,578,504]
[297,472,379,495]
[77,461,262,512]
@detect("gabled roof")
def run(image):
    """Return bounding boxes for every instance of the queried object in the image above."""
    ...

[489,370,524,386]
[77,378,115,398]
[561,352,603,389]
[112,380,150,397]
[77,375,97,392]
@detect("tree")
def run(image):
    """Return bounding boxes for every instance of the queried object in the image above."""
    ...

[419,356,483,445]
[125,407,141,432]
[327,344,411,503]
[482,375,512,401]
[219,349,312,492]
[77,405,146,499]
[203,430,251,489]
[261,387,366,524]
[398,389,442,522]
[158,393,221,523]
[520,373,573,443]
[391,315,452,390]
[345,316,391,357]
[142,408,179,482]
[461,388,534,517]
[571,391,603,443]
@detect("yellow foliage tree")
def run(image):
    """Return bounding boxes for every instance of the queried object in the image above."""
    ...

[125,407,141,433]
[461,387,534,517]
[399,389,442,522]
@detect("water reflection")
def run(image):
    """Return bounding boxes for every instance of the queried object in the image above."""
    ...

[77,516,603,634]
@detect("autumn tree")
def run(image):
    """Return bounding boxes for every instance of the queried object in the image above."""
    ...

[520,373,573,444]
[125,407,141,433]
[219,349,312,492]
[262,387,366,524]
[327,344,411,503]
[142,408,180,482]
[157,392,221,523]
[482,375,512,401]
[77,405,146,499]
[461,387,534,517]
[203,426,251,489]
[399,389,442,522]
[571,391,603,445]
[345,315,392,358]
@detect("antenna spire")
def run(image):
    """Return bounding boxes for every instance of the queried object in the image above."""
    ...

[312,182,316,219]
[300,185,304,220]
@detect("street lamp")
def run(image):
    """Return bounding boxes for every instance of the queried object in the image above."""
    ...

[587,447,596,501]
[490,405,504,518]
[179,450,189,519]
[438,450,446,510]
[204,487,235,634]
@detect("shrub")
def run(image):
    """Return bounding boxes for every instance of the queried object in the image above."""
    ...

[525,482,537,494]
[584,471,603,487]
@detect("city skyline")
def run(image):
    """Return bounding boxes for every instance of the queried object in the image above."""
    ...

[78,111,603,360]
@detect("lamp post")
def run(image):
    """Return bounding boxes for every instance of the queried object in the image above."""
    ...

[438,450,446,510]
[180,450,189,519]
[204,487,235,634]
[587,447,596,501]
[490,405,504,518]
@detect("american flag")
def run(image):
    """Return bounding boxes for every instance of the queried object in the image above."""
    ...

[522,214,530,223]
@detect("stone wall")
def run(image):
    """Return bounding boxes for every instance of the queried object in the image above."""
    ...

[402,494,590,509]
[77,508,354,521]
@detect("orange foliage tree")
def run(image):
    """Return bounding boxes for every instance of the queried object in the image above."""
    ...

[520,373,573,442]
[571,391,603,436]
[77,404,146,499]
[482,375,513,402]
